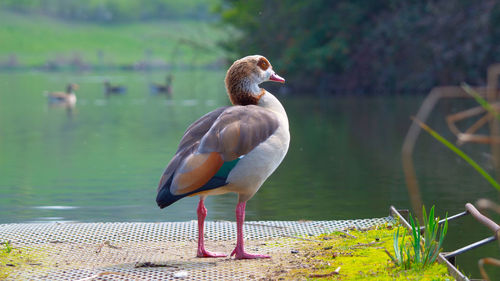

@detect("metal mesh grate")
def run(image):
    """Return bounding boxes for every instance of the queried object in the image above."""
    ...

[0,217,393,280]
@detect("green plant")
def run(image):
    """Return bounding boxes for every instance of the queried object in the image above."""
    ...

[2,241,12,254]
[418,206,448,267]
[392,226,412,269]
[413,117,500,191]
[391,206,448,270]
[461,83,500,122]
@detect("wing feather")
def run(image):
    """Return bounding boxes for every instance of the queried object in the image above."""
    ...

[157,108,228,192]
[157,104,280,205]
[199,105,279,161]
[171,152,224,195]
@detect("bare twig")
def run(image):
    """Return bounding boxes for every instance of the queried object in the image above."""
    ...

[478,257,500,281]
[384,248,397,263]
[476,198,500,214]
[74,271,128,281]
[95,241,122,253]
[349,241,382,249]
[336,230,357,238]
[245,223,289,229]
[214,220,289,229]
[134,262,180,268]
[281,235,317,242]
[104,241,122,249]
[308,267,341,278]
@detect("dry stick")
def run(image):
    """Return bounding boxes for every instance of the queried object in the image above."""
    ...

[413,117,500,191]
[449,107,500,144]
[214,220,290,229]
[134,262,180,268]
[402,86,476,221]
[384,248,398,264]
[309,267,341,278]
[446,104,487,136]
[336,230,357,238]
[457,134,499,144]
[244,222,289,229]
[95,243,104,253]
[349,241,382,248]
[463,113,492,135]
[74,271,128,281]
[104,241,122,249]
[281,235,317,242]
[96,241,122,253]
[478,257,500,281]
[476,198,500,214]
[49,240,67,244]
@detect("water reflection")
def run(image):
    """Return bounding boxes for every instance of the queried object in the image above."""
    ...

[33,206,79,210]
[0,72,498,277]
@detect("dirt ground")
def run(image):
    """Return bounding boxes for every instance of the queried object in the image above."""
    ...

[6,238,311,280]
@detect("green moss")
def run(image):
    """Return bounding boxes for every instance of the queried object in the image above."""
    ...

[0,243,46,279]
[275,224,453,280]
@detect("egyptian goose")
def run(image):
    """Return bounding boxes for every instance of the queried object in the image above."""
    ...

[46,83,78,106]
[150,74,173,97]
[156,55,289,259]
[104,81,126,95]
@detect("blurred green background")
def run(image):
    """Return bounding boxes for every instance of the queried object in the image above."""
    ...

[2,0,500,94]
[0,0,499,278]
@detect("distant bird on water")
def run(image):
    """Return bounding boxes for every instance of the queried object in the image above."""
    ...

[156,55,289,259]
[46,83,78,107]
[150,74,173,97]
[104,81,126,96]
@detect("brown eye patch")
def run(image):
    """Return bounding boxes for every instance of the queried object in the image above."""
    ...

[257,57,270,70]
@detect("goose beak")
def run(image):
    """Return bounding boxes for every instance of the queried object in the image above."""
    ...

[269,72,285,83]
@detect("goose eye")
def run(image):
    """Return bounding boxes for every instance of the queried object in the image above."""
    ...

[257,58,269,70]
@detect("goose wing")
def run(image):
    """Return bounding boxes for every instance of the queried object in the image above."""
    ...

[47,92,67,99]
[156,105,279,207]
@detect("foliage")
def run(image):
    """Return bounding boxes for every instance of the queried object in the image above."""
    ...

[413,117,500,191]
[2,241,12,254]
[420,207,448,267]
[392,206,448,270]
[392,226,411,269]
[218,0,500,95]
[217,0,390,91]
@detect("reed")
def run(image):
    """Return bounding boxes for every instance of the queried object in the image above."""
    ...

[461,83,500,121]
[412,117,500,191]
[392,206,448,270]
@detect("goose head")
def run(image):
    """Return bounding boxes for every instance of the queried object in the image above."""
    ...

[225,55,285,106]
[66,83,79,94]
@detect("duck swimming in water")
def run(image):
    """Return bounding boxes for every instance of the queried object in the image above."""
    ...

[104,81,126,96]
[150,74,173,98]
[156,55,289,259]
[46,83,78,107]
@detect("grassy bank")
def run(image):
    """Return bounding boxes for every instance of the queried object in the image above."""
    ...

[0,11,227,67]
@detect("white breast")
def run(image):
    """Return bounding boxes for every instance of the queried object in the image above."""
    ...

[225,91,290,201]
[67,94,77,106]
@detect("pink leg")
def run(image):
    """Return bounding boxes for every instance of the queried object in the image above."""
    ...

[230,202,270,259]
[197,198,226,258]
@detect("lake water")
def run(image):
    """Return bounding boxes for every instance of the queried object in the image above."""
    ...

[0,71,498,277]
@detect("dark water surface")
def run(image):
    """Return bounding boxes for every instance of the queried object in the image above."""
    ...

[0,72,498,277]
